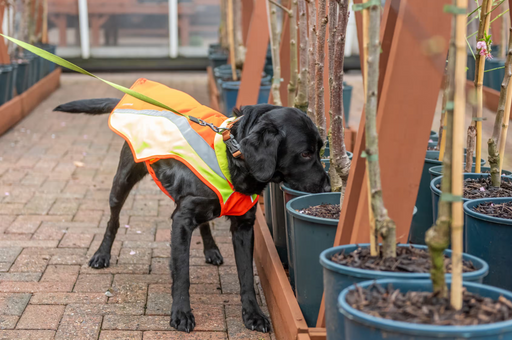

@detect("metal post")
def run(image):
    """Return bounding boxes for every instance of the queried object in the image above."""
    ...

[77,0,90,59]
[169,0,178,58]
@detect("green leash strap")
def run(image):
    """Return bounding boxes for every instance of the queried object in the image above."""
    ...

[1,34,208,127]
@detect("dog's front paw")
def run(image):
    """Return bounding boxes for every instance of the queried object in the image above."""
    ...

[170,309,196,333]
[204,248,223,266]
[88,253,111,269]
[242,308,271,333]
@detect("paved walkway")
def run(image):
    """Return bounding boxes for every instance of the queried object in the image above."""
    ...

[0,73,274,340]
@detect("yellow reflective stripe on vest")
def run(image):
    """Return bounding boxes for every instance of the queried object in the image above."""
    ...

[110,108,234,204]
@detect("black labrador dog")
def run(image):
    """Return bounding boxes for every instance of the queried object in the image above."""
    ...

[54,99,330,333]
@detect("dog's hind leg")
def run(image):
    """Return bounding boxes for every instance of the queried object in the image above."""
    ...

[199,222,223,265]
[89,143,147,268]
[229,207,271,333]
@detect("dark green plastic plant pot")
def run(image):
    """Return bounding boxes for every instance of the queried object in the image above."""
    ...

[429,165,512,182]
[488,59,505,91]
[0,65,13,105]
[338,279,512,340]
[465,198,512,290]
[467,53,476,81]
[263,185,272,236]
[14,60,30,95]
[285,192,341,326]
[270,182,288,266]
[321,151,353,172]
[431,173,511,250]
[409,151,484,245]
[7,63,18,101]
[208,52,228,69]
[321,243,488,340]
[343,83,352,125]
[429,130,438,142]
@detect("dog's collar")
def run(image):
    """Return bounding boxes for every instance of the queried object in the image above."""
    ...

[222,117,244,159]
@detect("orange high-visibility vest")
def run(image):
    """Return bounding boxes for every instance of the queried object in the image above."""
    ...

[108,78,258,216]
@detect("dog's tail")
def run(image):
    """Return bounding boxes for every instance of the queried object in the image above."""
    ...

[53,98,120,115]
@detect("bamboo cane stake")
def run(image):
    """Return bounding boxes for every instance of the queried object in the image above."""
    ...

[314,0,328,142]
[450,0,468,311]
[227,0,237,81]
[294,0,308,112]
[306,0,316,121]
[267,0,283,106]
[364,0,395,259]
[472,0,493,173]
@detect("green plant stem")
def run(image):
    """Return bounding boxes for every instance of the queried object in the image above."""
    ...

[314,0,328,142]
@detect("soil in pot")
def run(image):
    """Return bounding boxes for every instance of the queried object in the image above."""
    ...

[346,282,512,326]
[436,176,512,199]
[331,245,476,273]
[298,203,340,219]
[472,200,512,219]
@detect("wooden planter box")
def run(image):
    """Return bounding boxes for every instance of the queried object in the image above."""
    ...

[0,68,61,136]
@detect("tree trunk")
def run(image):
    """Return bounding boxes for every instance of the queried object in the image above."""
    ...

[288,1,298,107]
[425,2,457,298]
[306,0,317,121]
[488,30,512,187]
[364,0,396,259]
[330,0,351,196]
[314,0,328,142]
[472,0,493,173]
[294,0,308,113]
[436,70,449,152]
[234,0,246,69]
[268,0,283,106]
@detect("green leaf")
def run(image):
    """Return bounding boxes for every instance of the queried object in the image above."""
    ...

[0,34,187,118]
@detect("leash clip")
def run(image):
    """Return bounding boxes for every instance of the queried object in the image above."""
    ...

[224,133,243,159]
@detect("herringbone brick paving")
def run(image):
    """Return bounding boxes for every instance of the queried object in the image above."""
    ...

[0,72,275,340]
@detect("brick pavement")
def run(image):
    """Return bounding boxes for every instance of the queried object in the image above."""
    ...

[0,72,275,340]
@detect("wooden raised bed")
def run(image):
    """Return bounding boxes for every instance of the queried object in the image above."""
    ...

[0,68,61,136]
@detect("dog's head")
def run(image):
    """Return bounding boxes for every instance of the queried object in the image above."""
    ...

[233,104,331,194]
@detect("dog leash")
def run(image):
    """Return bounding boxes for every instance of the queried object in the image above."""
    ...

[1,34,244,159]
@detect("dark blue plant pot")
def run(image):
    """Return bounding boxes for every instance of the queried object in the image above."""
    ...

[338,279,512,340]
[487,58,505,91]
[285,193,341,326]
[429,165,512,182]
[7,63,18,101]
[263,185,272,237]
[467,53,476,81]
[270,182,288,266]
[343,83,352,126]
[430,130,438,142]
[321,244,489,340]
[209,52,228,69]
[0,65,13,106]
[221,81,271,117]
[409,151,484,245]
[431,173,510,250]
[465,197,512,290]
[484,59,493,87]
[15,60,30,95]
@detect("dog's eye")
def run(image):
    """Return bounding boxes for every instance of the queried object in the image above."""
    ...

[301,152,312,159]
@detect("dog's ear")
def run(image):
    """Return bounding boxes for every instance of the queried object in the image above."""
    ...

[240,120,282,183]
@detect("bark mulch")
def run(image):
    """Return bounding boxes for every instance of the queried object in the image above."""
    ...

[298,204,340,219]
[330,245,476,273]
[435,176,512,200]
[346,282,512,326]
[472,200,512,219]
